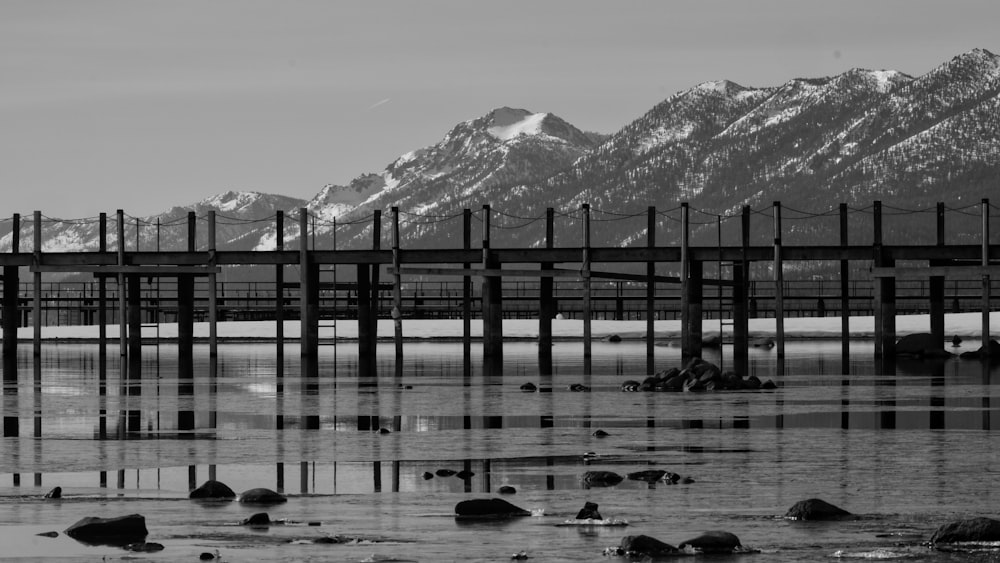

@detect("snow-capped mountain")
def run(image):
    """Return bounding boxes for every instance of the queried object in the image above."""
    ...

[3,49,998,257]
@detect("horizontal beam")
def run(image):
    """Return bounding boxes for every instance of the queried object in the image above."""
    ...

[871,265,1000,279]
[31,265,220,275]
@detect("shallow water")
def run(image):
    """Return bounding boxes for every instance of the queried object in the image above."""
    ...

[1,339,999,561]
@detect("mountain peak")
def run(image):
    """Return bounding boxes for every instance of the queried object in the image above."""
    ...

[484,107,550,141]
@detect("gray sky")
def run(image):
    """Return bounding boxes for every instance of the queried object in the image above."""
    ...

[2,0,998,218]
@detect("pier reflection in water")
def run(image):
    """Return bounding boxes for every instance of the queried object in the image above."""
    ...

[1,340,999,561]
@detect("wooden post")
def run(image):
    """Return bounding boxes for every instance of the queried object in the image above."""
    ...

[2,214,19,359]
[357,264,372,358]
[538,208,555,352]
[207,211,218,358]
[275,211,284,360]
[680,203,703,361]
[462,209,471,359]
[33,211,42,358]
[982,198,991,352]
[127,273,142,380]
[732,206,750,375]
[391,207,403,359]
[873,201,896,358]
[115,210,126,363]
[646,206,656,374]
[300,209,318,360]
[482,205,502,357]
[773,202,785,358]
[929,202,945,345]
[839,204,850,366]
[581,204,592,358]
[178,211,195,378]
[370,210,382,353]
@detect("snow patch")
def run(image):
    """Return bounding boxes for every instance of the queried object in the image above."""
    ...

[488,111,548,141]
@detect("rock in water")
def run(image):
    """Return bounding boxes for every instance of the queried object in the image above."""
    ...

[930,517,1000,544]
[627,470,666,483]
[498,485,517,495]
[189,480,236,500]
[454,498,531,520]
[126,542,165,553]
[240,513,271,526]
[239,488,287,504]
[44,486,62,499]
[64,514,148,546]
[575,501,602,520]
[784,498,851,520]
[678,531,742,553]
[618,535,678,557]
[581,471,623,487]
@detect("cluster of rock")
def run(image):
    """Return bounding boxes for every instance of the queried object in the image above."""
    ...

[423,468,475,480]
[895,333,1000,359]
[620,358,777,392]
[581,469,694,487]
[609,531,745,556]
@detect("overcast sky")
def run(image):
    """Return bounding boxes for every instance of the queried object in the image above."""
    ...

[3,0,998,218]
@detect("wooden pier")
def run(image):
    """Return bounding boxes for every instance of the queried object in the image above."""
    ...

[1,200,997,378]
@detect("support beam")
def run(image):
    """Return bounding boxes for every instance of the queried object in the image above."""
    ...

[300,209,319,361]
[982,198,991,352]
[681,261,703,362]
[773,201,785,358]
[839,204,850,366]
[462,210,471,359]
[646,206,656,374]
[178,211,196,379]
[873,201,896,358]
[929,202,945,345]
[582,204,591,359]
[33,211,42,358]
[481,205,503,358]
[538,208,555,354]
[275,211,284,360]
[208,211,218,358]
[391,207,403,359]
[127,273,142,380]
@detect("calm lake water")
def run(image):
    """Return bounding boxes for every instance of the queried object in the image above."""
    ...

[1,339,999,561]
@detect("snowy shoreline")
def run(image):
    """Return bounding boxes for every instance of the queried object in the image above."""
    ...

[6,312,997,342]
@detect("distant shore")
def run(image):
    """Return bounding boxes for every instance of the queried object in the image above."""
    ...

[5,312,997,343]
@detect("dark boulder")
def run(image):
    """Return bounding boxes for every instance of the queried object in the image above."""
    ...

[36,531,58,538]
[784,498,851,520]
[519,382,537,392]
[422,472,434,480]
[568,383,590,392]
[702,334,722,348]
[662,374,686,391]
[896,333,951,358]
[603,334,622,343]
[435,469,457,477]
[618,535,678,557]
[627,469,666,483]
[497,485,516,495]
[581,470,623,487]
[752,337,776,349]
[455,470,475,480]
[239,488,287,504]
[960,339,1000,359]
[638,376,659,391]
[592,429,610,438]
[930,517,1000,544]
[678,531,742,553]
[44,486,62,499]
[240,513,271,526]
[64,514,148,546]
[761,379,778,390]
[574,501,602,520]
[189,480,236,500]
[454,498,530,520]
[620,380,641,391]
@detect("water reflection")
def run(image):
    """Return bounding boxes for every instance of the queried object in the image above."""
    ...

[1,341,1000,496]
